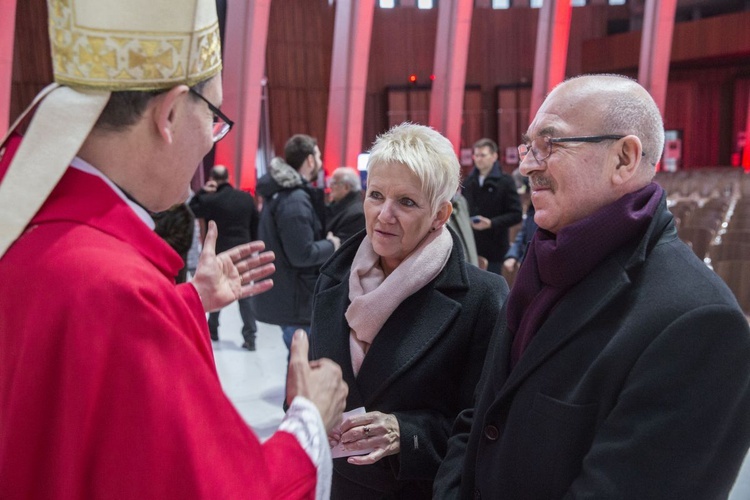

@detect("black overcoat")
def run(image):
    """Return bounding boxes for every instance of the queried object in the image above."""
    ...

[309,228,509,498]
[435,196,750,500]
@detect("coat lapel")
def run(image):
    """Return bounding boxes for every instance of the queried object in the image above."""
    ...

[312,230,469,409]
[492,196,675,404]
[497,256,632,401]
[356,286,462,406]
[310,276,367,408]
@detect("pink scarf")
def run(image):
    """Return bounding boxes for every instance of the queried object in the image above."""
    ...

[346,226,453,376]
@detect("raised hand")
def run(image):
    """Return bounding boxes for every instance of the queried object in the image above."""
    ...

[191,220,275,312]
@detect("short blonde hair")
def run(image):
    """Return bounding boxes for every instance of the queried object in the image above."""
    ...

[367,123,460,215]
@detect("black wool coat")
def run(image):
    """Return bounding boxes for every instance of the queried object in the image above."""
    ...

[188,183,258,253]
[434,196,750,500]
[462,163,523,262]
[309,228,509,499]
[325,190,365,244]
[252,159,334,326]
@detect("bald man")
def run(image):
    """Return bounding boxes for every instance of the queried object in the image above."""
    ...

[325,167,365,243]
[435,74,750,499]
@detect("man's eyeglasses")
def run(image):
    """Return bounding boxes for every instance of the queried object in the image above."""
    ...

[518,135,630,163]
[189,87,234,142]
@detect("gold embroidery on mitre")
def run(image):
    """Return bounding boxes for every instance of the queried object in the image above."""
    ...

[50,0,70,20]
[173,62,186,79]
[48,0,222,90]
[78,36,118,80]
[129,40,175,81]
[168,39,184,53]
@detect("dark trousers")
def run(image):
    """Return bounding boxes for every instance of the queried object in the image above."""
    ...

[208,296,257,341]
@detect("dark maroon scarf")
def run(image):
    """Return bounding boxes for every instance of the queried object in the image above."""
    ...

[508,182,663,370]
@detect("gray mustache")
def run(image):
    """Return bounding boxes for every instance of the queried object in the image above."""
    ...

[530,176,552,189]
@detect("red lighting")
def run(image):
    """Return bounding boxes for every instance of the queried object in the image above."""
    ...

[430,74,436,81]
[409,74,417,84]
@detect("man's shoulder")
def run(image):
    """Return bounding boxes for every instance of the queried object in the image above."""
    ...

[3,222,164,296]
[644,238,738,305]
[277,186,311,203]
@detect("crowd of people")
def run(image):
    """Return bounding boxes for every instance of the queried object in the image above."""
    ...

[2,0,750,499]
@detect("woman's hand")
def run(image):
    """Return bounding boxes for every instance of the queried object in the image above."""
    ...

[339,411,400,465]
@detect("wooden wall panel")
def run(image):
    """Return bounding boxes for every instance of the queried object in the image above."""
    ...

[497,86,531,173]
[10,0,52,129]
[266,0,334,157]
[387,90,409,128]
[462,89,483,151]
[672,11,750,63]
[11,2,750,173]
[385,87,481,152]
[567,5,610,77]
[733,78,750,161]
[582,11,750,74]
[368,8,438,92]
[664,67,750,169]
[663,81,694,170]
[408,89,430,126]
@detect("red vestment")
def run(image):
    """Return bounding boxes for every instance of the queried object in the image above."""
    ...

[0,155,316,498]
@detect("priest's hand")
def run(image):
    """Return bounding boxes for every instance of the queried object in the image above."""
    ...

[191,220,275,312]
[287,330,348,433]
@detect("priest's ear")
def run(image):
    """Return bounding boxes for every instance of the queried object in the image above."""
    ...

[153,85,190,145]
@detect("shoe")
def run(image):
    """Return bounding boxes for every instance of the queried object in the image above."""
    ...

[209,329,219,341]
[242,340,256,351]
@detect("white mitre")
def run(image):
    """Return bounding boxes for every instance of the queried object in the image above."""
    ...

[0,0,222,258]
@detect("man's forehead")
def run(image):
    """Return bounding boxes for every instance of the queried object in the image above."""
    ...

[523,117,562,140]
[526,94,592,139]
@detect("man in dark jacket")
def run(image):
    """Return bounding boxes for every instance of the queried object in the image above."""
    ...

[503,176,538,275]
[463,138,522,274]
[435,75,750,499]
[253,134,340,351]
[189,165,260,350]
[325,167,365,244]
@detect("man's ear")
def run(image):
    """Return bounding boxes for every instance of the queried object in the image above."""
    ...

[153,85,190,145]
[612,135,642,186]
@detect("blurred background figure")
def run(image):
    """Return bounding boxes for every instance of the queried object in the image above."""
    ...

[446,191,479,267]
[502,174,537,287]
[463,138,523,274]
[253,134,340,351]
[309,123,508,498]
[326,166,365,244]
[190,165,260,350]
[152,202,196,283]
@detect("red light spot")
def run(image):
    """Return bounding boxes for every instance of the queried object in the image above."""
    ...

[430,74,436,81]
[409,74,417,84]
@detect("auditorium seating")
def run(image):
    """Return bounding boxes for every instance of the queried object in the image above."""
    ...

[655,168,750,317]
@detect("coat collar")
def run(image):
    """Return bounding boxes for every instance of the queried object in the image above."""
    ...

[29,167,183,280]
[313,228,469,407]
[497,193,676,398]
[468,161,502,181]
[328,190,360,210]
